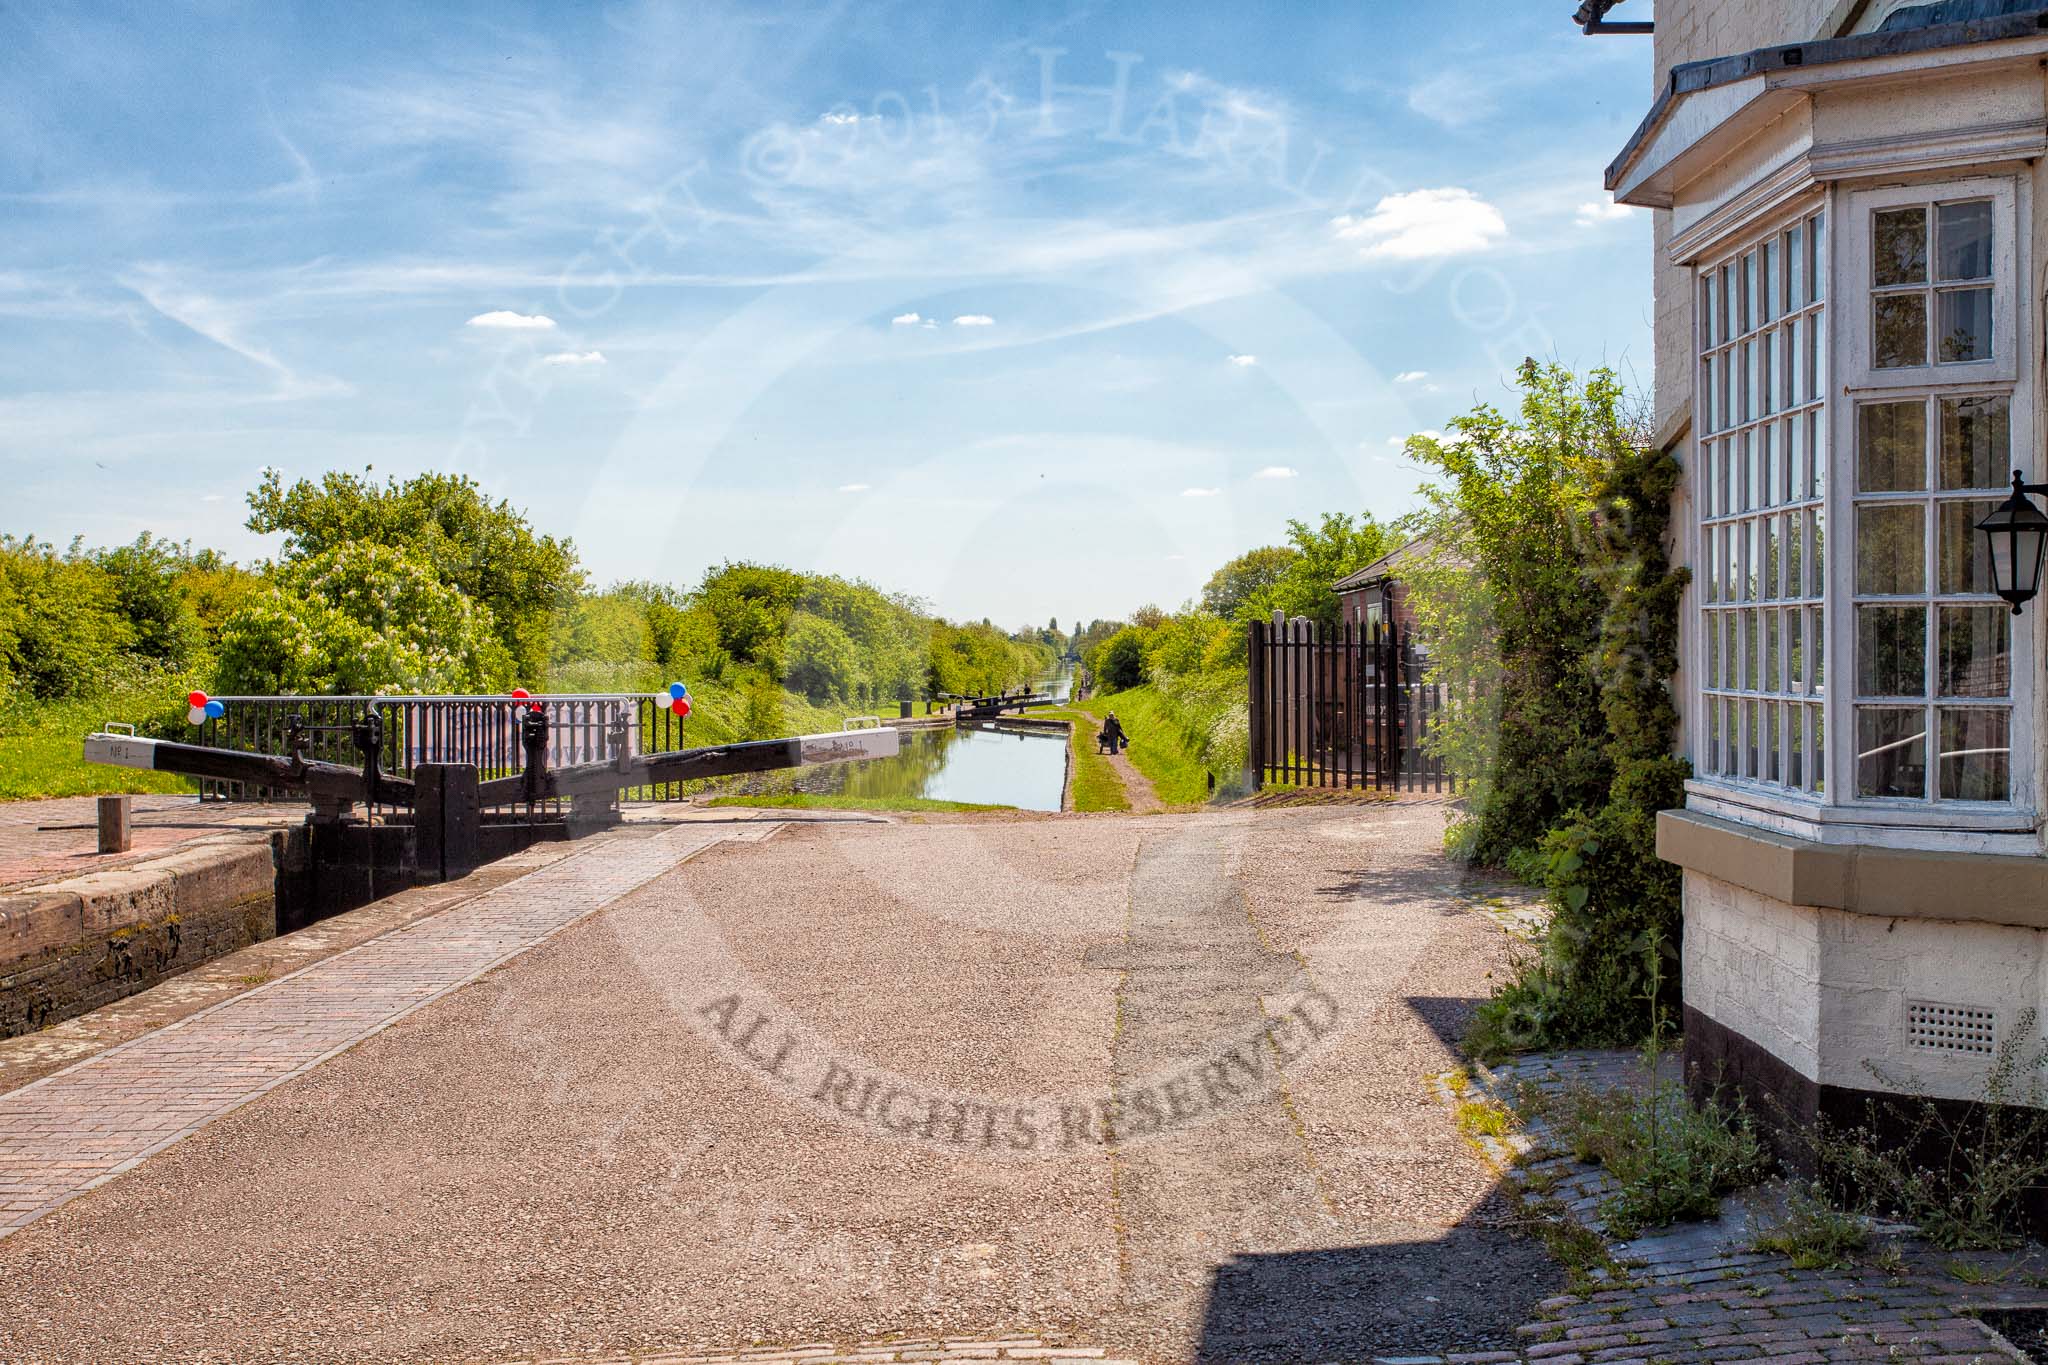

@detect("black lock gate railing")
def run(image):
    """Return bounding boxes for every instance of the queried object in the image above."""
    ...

[192,694,696,809]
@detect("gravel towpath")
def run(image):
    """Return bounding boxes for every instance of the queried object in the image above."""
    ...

[0,804,1549,1364]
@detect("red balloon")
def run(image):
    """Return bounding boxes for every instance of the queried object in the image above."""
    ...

[510,687,531,699]
[671,697,690,716]
[187,691,208,708]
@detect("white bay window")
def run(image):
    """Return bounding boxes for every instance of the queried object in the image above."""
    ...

[1691,176,2035,837]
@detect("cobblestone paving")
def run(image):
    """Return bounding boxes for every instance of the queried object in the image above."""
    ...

[495,1337,1131,1363]
[0,822,739,1238]
[1414,1050,2048,1364]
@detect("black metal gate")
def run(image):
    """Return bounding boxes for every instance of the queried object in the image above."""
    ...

[1247,618,1454,794]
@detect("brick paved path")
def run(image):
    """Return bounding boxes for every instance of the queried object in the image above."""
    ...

[0,822,736,1238]
[1418,1051,2048,1364]
[0,792,300,890]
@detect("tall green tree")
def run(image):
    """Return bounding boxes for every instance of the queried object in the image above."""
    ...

[0,537,133,698]
[1202,545,1298,618]
[245,468,581,681]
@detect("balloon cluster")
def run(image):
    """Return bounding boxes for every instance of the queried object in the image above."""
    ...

[667,682,692,717]
[508,687,543,712]
[185,690,225,726]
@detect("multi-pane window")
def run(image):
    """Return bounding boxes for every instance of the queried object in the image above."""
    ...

[1850,394,2014,800]
[1850,188,2015,805]
[1871,199,1994,368]
[1696,208,1827,792]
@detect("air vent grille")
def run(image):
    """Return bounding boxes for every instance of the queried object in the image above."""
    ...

[1907,1002,1996,1055]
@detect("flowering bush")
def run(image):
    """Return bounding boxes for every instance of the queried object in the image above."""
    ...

[215,543,511,694]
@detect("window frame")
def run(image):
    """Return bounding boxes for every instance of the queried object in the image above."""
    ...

[1691,196,1832,808]
[1684,174,2038,839]
[1842,178,2018,390]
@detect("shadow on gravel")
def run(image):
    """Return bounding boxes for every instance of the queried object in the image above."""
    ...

[1190,1223,1563,1362]
[1405,994,1487,1053]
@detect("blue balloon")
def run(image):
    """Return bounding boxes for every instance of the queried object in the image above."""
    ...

[668,682,686,700]
[204,699,225,719]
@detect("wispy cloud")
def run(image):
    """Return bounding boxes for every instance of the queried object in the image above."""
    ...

[891,312,923,325]
[1394,370,1428,384]
[541,349,606,366]
[124,268,348,400]
[837,482,871,493]
[1181,486,1221,498]
[1334,189,1508,261]
[1228,354,1258,367]
[1575,200,1638,226]
[466,310,555,330]
[1253,466,1298,479]
[1408,70,1494,129]
[953,314,995,327]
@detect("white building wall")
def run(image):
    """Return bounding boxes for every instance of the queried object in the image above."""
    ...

[1686,871,2048,1104]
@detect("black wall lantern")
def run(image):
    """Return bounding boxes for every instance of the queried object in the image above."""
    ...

[1976,471,2048,614]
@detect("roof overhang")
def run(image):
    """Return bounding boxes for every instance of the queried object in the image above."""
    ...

[1607,11,2048,208]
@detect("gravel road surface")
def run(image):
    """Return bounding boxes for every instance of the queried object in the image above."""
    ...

[0,804,1553,1363]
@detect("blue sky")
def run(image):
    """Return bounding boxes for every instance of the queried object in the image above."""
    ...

[0,1,1656,628]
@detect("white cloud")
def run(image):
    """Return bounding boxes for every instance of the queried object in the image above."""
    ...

[1407,70,1494,129]
[820,111,863,127]
[837,482,871,494]
[465,310,556,330]
[541,350,606,366]
[1227,354,1259,367]
[1333,188,1508,261]
[1394,370,1429,384]
[1576,200,1638,226]
[891,312,923,325]
[1253,466,1298,480]
[1182,486,1221,498]
[953,314,995,327]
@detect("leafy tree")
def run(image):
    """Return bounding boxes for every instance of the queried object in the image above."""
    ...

[0,537,132,698]
[549,590,655,672]
[1202,546,1299,618]
[245,468,581,680]
[1237,513,1393,632]
[94,533,202,667]
[215,542,510,694]
[1405,362,1687,1051]
[1096,628,1148,692]
[783,612,863,700]
[696,563,807,669]
[175,550,265,648]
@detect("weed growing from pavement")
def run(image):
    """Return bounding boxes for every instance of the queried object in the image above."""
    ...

[1524,1072,1768,1238]
[1794,1008,2048,1251]
[1456,1098,1512,1140]
[1752,1182,1871,1270]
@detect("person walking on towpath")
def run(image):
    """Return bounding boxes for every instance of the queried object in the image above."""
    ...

[1098,712,1128,754]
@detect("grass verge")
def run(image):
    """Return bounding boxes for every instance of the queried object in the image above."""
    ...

[1065,687,1213,806]
[1,695,196,801]
[1037,706,1128,812]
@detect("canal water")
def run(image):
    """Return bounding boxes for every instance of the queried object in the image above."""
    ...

[710,668,1077,811]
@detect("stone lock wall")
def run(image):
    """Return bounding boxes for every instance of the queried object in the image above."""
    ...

[0,839,277,1039]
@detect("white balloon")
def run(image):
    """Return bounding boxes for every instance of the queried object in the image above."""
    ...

[187,705,209,725]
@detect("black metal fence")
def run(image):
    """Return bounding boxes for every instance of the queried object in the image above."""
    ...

[193,694,697,808]
[1247,618,1456,794]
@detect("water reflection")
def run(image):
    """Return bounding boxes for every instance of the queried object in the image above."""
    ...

[713,725,1068,811]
